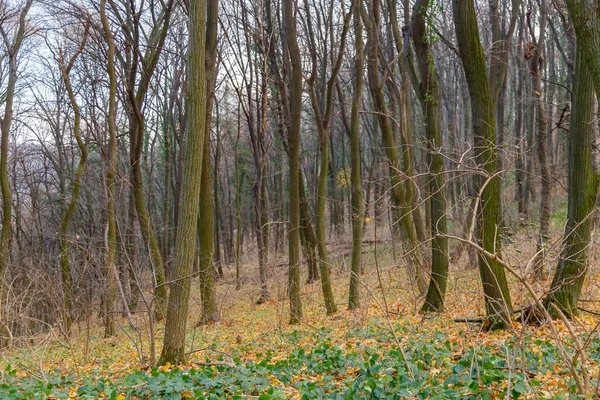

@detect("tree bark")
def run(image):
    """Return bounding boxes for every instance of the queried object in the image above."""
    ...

[394,0,428,247]
[57,21,90,334]
[197,108,218,325]
[234,107,243,291]
[452,0,513,329]
[564,0,600,102]
[100,0,118,338]
[0,0,32,348]
[283,0,303,324]
[544,42,599,319]
[159,0,208,365]
[299,172,319,285]
[409,0,449,312]
[528,0,550,281]
[197,0,220,325]
[348,1,364,310]
[514,14,526,218]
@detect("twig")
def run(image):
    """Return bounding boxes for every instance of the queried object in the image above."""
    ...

[190,360,236,368]
[454,317,485,323]
[185,347,210,356]
[185,347,237,369]
[550,303,590,394]
[541,78,572,95]
[454,306,531,323]
[578,307,600,317]
[496,366,536,378]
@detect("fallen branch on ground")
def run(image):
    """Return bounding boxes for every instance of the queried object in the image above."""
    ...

[190,360,236,368]
[454,306,531,323]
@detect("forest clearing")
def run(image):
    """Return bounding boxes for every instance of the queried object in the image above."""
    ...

[1,0,600,398]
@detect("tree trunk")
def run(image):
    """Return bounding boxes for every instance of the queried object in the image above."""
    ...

[127,187,140,310]
[528,0,550,281]
[197,15,219,324]
[198,0,220,318]
[410,0,449,312]
[299,172,319,285]
[348,2,364,310]
[235,106,242,291]
[198,131,218,324]
[57,26,90,334]
[0,0,31,349]
[304,0,352,314]
[564,0,600,102]
[514,15,526,218]
[129,115,168,320]
[314,135,337,313]
[119,0,175,322]
[162,89,172,272]
[159,0,208,365]
[364,0,427,295]
[213,111,223,278]
[523,83,536,216]
[254,179,269,302]
[100,0,118,338]
[488,0,521,229]
[544,43,599,319]
[283,0,303,325]
[452,0,513,329]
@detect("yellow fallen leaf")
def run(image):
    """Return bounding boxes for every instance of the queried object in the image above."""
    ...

[159,362,173,372]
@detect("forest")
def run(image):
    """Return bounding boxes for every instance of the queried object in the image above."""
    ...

[0,0,600,398]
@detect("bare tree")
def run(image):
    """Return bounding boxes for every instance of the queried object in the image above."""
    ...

[0,0,33,348]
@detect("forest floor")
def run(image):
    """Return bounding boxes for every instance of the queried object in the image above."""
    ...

[1,219,600,399]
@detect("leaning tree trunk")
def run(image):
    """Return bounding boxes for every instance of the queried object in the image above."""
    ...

[544,43,599,319]
[121,0,175,321]
[394,0,428,246]
[364,0,427,295]
[57,24,90,334]
[129,115,168,320]
[452,0,513,330]
[159,0,208,366]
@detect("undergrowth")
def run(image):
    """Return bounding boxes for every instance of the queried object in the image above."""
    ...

[0,324,593,399]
